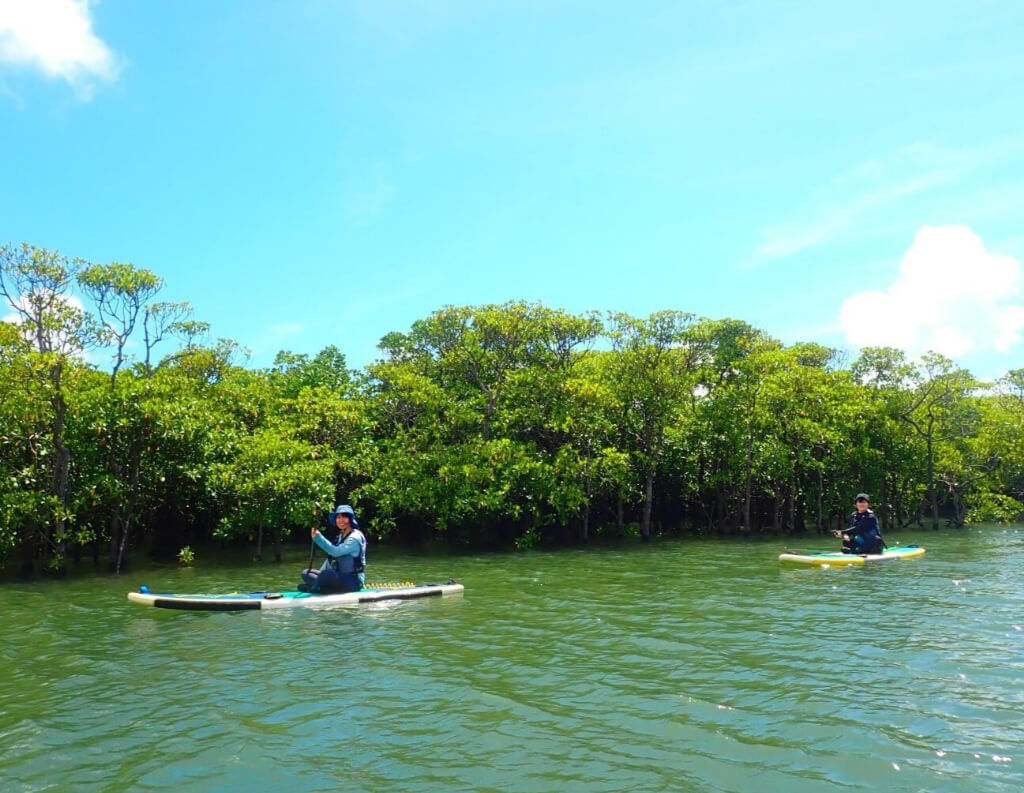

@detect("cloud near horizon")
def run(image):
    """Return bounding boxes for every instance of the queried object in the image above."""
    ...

[0,0,119,99]
[840,225,1024,359]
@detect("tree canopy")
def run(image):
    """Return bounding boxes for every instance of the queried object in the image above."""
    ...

[2,243,1022,574]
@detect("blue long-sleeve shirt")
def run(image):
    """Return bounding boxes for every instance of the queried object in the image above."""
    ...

[314,528,367,583]
[847,509,881,542]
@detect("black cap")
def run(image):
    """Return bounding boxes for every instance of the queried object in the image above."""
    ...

[855,493,870,502]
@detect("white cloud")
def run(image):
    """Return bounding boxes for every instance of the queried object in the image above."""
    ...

[0,0,119,99]
[268,323,304,341]
[747,141,1024,268]
[345,180,396,225]
[3,290,85,322]
[840,225,1024,358]
[2,291,94,360]
[245,322,307,364]
[341,159,397,226]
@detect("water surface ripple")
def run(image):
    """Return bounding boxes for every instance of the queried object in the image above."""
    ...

[1,529,1022,792]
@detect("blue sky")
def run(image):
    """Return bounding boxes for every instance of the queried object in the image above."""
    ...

[2,1,1024,379]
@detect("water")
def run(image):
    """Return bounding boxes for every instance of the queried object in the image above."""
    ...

[1,528,1022,792]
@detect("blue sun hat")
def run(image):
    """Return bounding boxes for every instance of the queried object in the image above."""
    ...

[329,504,359,528]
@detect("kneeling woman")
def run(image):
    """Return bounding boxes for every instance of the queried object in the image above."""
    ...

[301,504,366,593]
[832,493,884,555]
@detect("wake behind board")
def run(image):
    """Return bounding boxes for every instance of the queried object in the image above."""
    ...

[127,581,464,611]
[778,545,925,567]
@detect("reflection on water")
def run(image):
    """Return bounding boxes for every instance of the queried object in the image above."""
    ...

[1,528,1022,792]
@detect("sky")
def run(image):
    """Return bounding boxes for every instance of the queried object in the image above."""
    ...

[2,0,1024,380]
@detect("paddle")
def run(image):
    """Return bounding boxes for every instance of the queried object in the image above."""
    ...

[307,501,326,574]
[832,526,888,552]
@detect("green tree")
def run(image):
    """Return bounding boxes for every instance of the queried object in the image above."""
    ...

[77,261,175,571]
[606,310,700,540]
[367,302,600,544]
[900,353,979,529]
[0,244,98,572]
[214,427,333,561]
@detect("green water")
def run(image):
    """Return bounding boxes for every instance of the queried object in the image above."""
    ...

[2,528,1022,793]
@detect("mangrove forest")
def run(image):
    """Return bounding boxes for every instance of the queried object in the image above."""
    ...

[2,242,1023,575]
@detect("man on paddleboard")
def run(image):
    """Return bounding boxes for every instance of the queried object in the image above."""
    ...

[299,504,367,593]
[833,493,884,555]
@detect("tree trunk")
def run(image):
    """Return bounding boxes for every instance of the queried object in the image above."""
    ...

[119,437,143,572]
[50,370,70,576]
[698,489,714,532]
[879,477,889,531]
[255,510,265,562]
[106,418,124,571]
[951,491,965,527]
[20,533,36,576]
[108,508,121,572]
[641,466,654,541]
[927,438,939,530]
[742,442,753,534]
[816,469,823,530]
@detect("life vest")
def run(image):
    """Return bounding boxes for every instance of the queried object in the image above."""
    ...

[848,509,883,551]
[329,528,366,575]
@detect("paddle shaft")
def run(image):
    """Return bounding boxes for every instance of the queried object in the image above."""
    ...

[308,502,326,572]
[832,528,888,549]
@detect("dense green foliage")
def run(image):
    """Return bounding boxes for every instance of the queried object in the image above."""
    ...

[2,243,1023,573]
